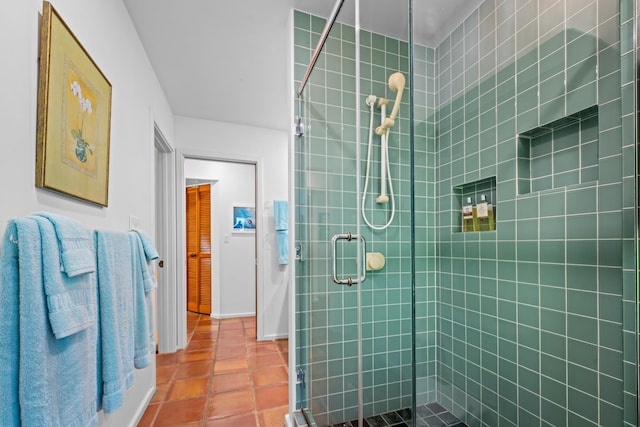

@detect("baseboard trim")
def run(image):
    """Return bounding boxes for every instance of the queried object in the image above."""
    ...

[128,385,156,427]
[210,312,256,319]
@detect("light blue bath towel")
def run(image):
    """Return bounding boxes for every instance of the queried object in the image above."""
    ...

[0,222,21,426]
[33,212,96,276]
[129,232,158,369]
[274,200,289,264]
[274,200,288,231]
[1,218,98,426]
[33,212,97,338]
[131,229,159,292]
[95,230,135,413]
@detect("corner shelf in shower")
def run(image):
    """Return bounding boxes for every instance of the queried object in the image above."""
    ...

[453,176,496,233]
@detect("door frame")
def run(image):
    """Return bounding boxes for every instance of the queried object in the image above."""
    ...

[176,148,266,340]
[154,123,180,353]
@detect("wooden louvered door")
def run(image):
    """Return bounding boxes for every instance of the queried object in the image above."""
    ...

[186,184,212,314]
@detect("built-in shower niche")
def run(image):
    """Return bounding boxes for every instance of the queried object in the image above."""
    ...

[517,105,599,195]
[453,176,496,233]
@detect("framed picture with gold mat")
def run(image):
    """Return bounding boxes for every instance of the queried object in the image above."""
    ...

[36,1,112,206]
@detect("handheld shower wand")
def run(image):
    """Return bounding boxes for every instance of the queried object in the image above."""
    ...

[362,72,405,230]
[375,72,406,135]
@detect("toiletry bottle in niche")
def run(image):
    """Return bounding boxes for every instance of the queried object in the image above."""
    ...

[462,196,475,232]
[477,194,494,231]
[487,196,495,230]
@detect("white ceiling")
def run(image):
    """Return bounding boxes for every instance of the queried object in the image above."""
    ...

[123,0,483,132]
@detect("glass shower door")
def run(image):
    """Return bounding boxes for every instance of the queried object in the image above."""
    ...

[293,4,416,425]
[294,51,365,424]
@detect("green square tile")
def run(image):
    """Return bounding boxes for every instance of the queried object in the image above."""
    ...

[566,214,597,239]
[517,219,538,241]
[540,307,566,336]
[541,392,567,425]
[598,240,622,267]
[539,263,565,288]
[541,330,566,359]
[566,187,596,214]
[517,262,538,284]
[567,264,597,291]
[567,338,598,371]
[567,289,597,318]
[566,83,597,116]
[517,87,538,115]
[568,363,598,396]
[519,385,541,418]
[568,388,598,423]
[539,240,565,263]
[567,313,597,344]
[539,191,565,216]
[516,195,538,219]
[541,353,565,383]
[598,212,622,239]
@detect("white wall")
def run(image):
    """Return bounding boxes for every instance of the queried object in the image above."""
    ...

[185,159,257,318]
[176,116,289,339]
[1,0,174,425]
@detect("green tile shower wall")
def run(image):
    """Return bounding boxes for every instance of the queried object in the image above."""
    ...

[435,1,636,426]
[293,11,436,425]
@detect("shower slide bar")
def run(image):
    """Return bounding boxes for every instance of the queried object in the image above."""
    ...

[330,232,367,286]
[296,0,345,96]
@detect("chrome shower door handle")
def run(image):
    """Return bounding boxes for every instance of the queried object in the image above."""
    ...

[330,232,366,286]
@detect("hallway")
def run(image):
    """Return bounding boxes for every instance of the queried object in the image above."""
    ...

[139,313,289,426]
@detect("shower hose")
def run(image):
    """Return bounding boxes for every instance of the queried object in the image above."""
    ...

[361,97,396,231]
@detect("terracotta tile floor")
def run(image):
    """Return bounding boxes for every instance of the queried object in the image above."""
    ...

[138,313,289,426]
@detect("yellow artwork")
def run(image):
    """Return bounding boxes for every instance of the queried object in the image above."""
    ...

[36,1,111,206]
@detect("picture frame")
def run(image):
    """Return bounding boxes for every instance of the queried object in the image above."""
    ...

[36,1,112,206]
[232,205,256,233]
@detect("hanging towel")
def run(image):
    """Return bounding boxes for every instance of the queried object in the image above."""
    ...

[130,229,160,292]
[95,230,135,414]
[274,200,289,265]
[0,218,98,426]
[274,200,288,231]
[0,222,21,426]
[129,232,158,369]
[31,214,97,339]
[33,212,96,276]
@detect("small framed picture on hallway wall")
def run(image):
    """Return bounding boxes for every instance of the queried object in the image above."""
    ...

[232,205,255,233]
[35,1,112,206]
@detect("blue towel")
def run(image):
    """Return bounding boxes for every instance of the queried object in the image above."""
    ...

[0,223,20,425]
[131,229,159,292]
[95,231,135,413]
[277,230,289,265]
[33,212,96,276]
[274,200,289,264]
[32,215,97,339]
[0,218,98,426]
[129,232,157,369]
[274,200,288,231]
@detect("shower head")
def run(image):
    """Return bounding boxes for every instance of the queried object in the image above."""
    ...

[388,72,406,93]
[374,72,406,135]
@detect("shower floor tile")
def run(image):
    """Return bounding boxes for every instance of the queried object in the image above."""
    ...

[328,403,468,427]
